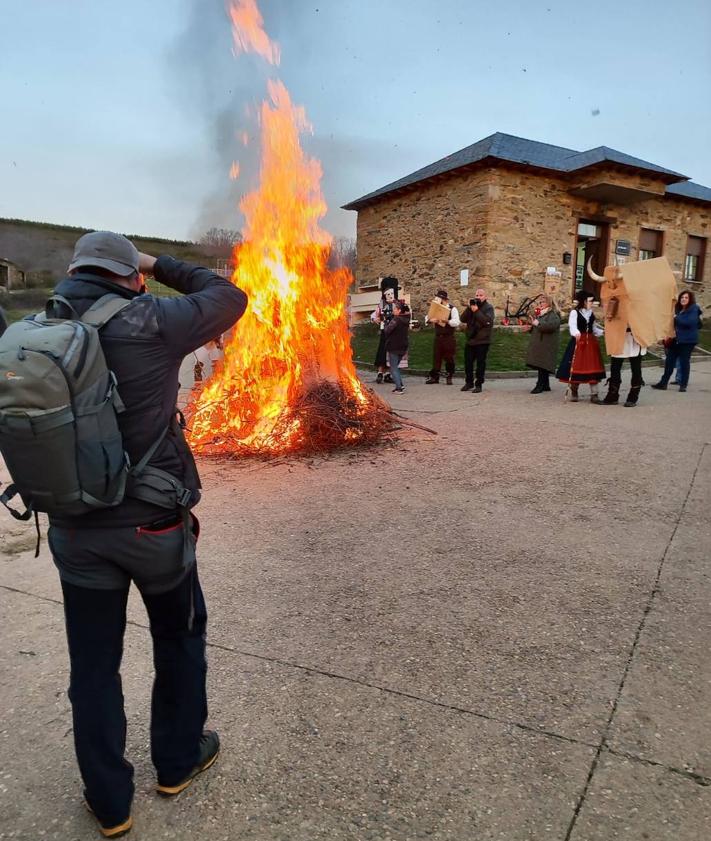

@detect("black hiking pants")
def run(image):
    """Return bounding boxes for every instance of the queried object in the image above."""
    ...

[50,519,207,828]
[464,343,490,387]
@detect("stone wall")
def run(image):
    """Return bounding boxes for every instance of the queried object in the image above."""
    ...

[487,168,711,308]
[354,165,711,318]
[355,170,492,318]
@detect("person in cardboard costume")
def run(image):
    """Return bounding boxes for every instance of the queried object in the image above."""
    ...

[588,257,677,407]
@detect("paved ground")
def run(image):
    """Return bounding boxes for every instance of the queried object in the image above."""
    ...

[1,361,710,840]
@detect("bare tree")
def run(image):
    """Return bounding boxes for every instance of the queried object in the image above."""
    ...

[199,227,242,258]
[328,236,357,273]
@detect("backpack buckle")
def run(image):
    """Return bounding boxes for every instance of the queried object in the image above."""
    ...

[177,488,192,508]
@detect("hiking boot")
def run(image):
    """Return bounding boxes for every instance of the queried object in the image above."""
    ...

[473,385,482,393]
[601,383,620,405]
[156,731,220,797]
[375,372,383,384]
[679,386,687,392]
[460,384,473,392]
[446,375,453,385]
[651,382,667,390]
[84,802,132,839]
[624,386,641,407]
[383,373,394,384]
[425,376,439,384]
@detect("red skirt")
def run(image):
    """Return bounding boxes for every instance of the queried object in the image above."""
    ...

[557,334,605,384]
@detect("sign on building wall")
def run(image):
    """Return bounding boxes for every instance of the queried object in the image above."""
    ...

[615,239,631,256]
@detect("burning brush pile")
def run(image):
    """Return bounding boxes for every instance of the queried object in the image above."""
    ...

[186,0,395,458]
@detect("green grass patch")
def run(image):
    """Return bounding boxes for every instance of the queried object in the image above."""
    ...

[352,323,579,372]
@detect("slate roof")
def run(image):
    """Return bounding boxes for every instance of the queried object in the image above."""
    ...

[666,181,711,202]
[343,132,708,209]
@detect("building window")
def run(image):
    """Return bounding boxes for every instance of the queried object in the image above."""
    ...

[639,228,663,260]
[684,236,706,283]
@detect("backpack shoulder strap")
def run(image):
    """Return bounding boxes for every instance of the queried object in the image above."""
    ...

[81,294,133,329]
[45,294,79,320]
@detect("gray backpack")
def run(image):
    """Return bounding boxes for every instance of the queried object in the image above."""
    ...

[0,294,173,524]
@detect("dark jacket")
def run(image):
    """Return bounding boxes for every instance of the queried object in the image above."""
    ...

[461,301,495,346]
[49,256,247,528]
[525,309,561,373]
[0,306,7,337]
[674,303,703,344]
[384,314,410,355]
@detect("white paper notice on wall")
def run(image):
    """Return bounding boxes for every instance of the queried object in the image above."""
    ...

[546,266,557,275]
[460,269,469,286]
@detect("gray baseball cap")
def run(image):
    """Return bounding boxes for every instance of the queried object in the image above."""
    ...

[68,231,140,276]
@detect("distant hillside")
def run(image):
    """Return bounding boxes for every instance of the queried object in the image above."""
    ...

[0,217,215,286]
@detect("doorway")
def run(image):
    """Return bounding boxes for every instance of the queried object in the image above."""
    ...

[573,220,609,300]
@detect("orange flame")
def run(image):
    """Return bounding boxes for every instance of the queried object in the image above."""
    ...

[228,0,280,65]
[188,4,385,456]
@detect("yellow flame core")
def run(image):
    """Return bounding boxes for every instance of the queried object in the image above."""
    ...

[188,80,367,455]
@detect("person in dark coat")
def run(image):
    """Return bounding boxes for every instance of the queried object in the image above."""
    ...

[45,231,247,837]
[460,288,495,393]
[370,276,399,384]
[384,300,410,393]
[525,294,561,393]
[652,290,703,393]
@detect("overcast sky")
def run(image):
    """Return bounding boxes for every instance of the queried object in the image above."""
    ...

[1,0,709,242]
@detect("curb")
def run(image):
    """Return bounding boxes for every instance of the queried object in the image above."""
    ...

[354,359,668,380]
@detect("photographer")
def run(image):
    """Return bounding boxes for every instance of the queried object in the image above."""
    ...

[40,231,247,836]
[460,288,495,392]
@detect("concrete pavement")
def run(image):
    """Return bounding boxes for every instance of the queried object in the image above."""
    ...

[1,361,710,840]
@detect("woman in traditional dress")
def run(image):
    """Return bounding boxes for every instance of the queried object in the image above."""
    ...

[556,290,605,402]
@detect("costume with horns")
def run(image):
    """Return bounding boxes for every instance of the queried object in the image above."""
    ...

[588,257,677,407]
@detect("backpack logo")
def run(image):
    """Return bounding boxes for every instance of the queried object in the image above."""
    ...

[5,371,23,381]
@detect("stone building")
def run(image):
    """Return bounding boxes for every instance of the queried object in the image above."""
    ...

[343,133,711,317]
[0,258,25,290]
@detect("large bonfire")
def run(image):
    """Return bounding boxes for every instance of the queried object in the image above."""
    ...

[187,0,393,457]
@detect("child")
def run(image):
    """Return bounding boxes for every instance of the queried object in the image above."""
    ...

[384,300,410,394]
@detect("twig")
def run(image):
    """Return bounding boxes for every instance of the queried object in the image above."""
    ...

[388,411,438,435]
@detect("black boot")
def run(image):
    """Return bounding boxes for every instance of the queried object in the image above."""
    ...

[601,382,620,405]
[651,381,667,390]
[425,374,440,384]
[624,386,641,407]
